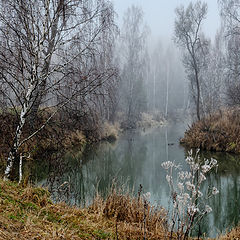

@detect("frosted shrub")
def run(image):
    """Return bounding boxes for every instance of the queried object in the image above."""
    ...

[161,150,219,239]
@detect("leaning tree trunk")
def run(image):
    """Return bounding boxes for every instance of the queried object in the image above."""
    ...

[4,81,36,180]
[195,68,201,121]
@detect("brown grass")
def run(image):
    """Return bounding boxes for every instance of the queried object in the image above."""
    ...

[0,179,239,239]
[181,108,240,153]
[91,188,168,239]
[218,225,240,239]
[137,112,166,129]
[99,122,120,142]
[0,179,169,240]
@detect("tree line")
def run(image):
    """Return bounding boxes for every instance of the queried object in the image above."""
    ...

[3,0,240,180]
[0,0,186,180]
[174,0,240,120]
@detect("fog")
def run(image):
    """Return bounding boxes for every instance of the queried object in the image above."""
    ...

[113,0,220,41]
[111,0,227,123]
[1,1,240,238]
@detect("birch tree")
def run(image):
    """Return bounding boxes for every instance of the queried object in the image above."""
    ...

[119,5,149,128]
[201,30,225,112]
[0,0,116,180]
[174,1,208,120]
[219,0,240,106]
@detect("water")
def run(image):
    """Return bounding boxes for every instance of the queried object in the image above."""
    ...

[32,122,240,238]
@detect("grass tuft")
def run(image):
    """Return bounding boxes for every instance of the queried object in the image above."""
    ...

[0,178,239,239]
[181,108,240,153]
[0,179,168,239]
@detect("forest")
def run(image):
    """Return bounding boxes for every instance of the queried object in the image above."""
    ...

[0,0,240,239]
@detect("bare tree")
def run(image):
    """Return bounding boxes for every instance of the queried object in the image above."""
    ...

[174,1,208,120]
[118,5,149,128]
[201,29,225,112]
[0,0,117,180]
[56,1,119,136]
[219,0,240,106]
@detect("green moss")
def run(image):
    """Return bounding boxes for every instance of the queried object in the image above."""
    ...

[8,214,17,220]
[22,201,38,211]
[78,232,92,238]
[92,229,111,239]
[46,211,62,223]
[227,142,237,151]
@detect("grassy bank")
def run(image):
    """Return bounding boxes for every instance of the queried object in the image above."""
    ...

[0,110,120,174]
[181,108,240,153]
[0,179,239,239]
[0,179,167,239]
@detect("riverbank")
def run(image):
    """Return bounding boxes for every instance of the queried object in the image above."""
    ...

[0,179,239,239]
[0,110,121,174]
[0,110,166,177]
[180,108,240,153]
[0,179,167,239]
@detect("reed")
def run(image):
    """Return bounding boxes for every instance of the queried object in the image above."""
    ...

[0,179,168,240]
[181,108,240,153]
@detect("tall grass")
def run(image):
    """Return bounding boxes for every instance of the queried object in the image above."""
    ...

[91,186,167,239]
[0,179,168,240]
[218,225,240,239]
[181,108,240,153]
[0,178,239,239]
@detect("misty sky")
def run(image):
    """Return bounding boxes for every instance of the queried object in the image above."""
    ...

[112,0,220,43]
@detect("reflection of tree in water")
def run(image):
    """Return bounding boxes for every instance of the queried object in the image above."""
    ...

[30,125,240,238]
[46,143,120,205]
[185,150,240,238]
[199,173,240,237]
[45,151,87,205]
[118,131,148,190]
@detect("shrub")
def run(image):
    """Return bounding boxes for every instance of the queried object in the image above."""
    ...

[162,150,219,239]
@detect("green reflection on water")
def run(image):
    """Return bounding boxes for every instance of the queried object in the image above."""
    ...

[32,123,240,238]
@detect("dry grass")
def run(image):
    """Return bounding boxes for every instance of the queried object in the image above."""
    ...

[0,179,239,239]
[63,130,87,149]
[0,179,115,239]
[137,112,166,129]
[181,108,240,153]
[91,188,168,239]
[100,122,120,141]
[219,226,240,239]
[0,179,169,240]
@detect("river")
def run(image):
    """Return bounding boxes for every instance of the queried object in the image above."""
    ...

[33,121,240,238]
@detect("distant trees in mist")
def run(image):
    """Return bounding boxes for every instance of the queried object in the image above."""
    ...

[2,0,240,178]
[174,0,240,120]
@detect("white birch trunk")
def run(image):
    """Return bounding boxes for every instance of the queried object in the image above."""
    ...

[19,154,23,184]
[165,62,169,118]
[153,69,156,110]
[4,68,37,180]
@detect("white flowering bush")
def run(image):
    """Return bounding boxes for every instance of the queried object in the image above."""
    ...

[161,149,219,239]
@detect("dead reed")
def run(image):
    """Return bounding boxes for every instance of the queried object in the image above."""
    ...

[218,225,240,239]
[0,179,169,240]
[181,108,240,153]
[90,186,168,239]
[0,178,239,239]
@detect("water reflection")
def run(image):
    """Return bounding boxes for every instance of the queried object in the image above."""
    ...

[33,123,240,237]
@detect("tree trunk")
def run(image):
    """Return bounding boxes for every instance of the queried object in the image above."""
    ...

[4,77,36,180]
[165,62,169,118]
[4,106,28,180]
[29,6,61,127]
[195,70,201,121]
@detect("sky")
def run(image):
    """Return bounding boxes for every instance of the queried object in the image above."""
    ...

[112,0,220,43]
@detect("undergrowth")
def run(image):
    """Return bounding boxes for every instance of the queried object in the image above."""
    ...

[181,108,240,153]
[0,179,239,239]
[0,179,167,240]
